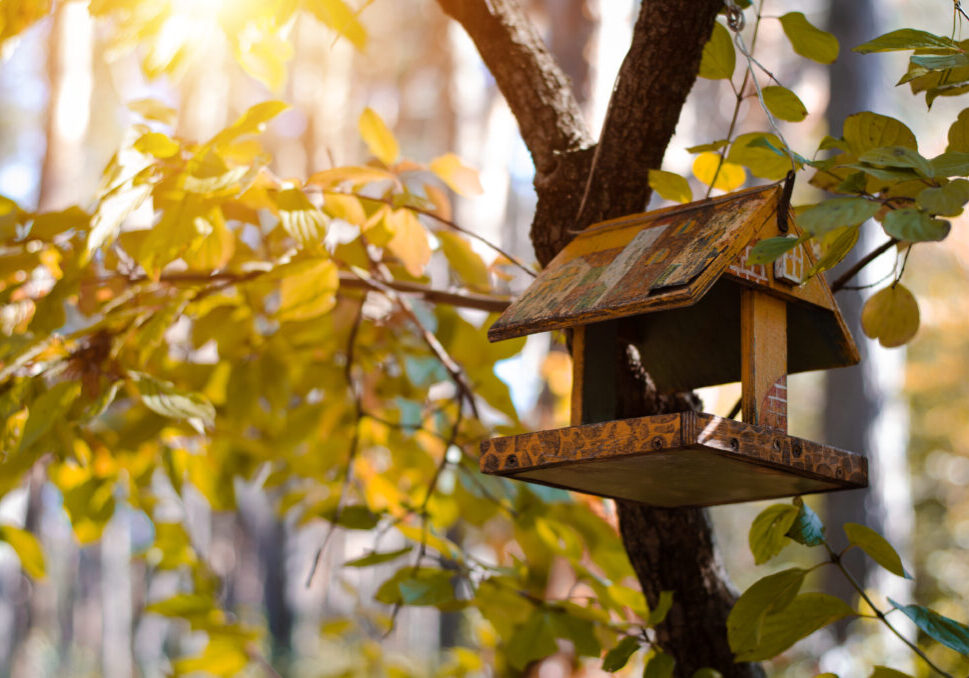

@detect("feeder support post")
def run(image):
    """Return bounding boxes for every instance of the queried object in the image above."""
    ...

[740,289,788,432]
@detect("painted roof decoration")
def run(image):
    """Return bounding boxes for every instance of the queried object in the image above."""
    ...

[488,183,859,378]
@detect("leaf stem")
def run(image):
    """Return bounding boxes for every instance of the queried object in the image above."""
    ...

[825,542,953,678]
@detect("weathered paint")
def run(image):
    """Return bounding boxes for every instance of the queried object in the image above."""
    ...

[479,412,868,507]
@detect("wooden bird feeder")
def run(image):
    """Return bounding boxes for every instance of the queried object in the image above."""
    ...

[480,183,868,507]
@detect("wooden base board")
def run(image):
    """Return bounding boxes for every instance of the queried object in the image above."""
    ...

[479,412,867,508]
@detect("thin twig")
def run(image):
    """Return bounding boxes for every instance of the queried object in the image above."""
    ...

[352,267,482,420]
[825,543,954,678]
[830,238,898,293]
[246,647,284,678]
[706,0,765,197]
[322,190,536,278]
[95,270,512,313]
[305,300,366,587]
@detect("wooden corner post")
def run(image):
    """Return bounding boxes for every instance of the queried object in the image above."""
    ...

[740,290,788,432]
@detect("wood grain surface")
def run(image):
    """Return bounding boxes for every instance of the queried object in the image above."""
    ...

[479,411,867,507]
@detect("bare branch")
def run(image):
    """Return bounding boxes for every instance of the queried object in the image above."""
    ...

[434,0,592,175]
[95,271,512,313]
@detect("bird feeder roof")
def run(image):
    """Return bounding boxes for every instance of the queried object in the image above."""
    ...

[488,183,859,374]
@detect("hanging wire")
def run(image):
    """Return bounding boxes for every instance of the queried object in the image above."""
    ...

[956,1,969,23]
[723,0,799,175]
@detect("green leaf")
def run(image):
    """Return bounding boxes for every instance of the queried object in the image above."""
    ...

[0,525,46,579]
[797,197,880,236]
[551,612,600,657]
[649,590,674,625]
[869,667,915,678]
[692,670,723,678]
[854,29,958,53]
[889,599,969,656]
[334,505,380,530]
[375,567,454,607]
[747,236,800,265]
[735,593,856,661]
[882,209,950,243]
[858,146,932,177]
[911,53,969,71]
[19,381,81,453]
[648,170,692,204]
[343,546,412,568]
[844,523,911,578]
[749,504,798,564]
[131,372,216,427]
[398,570,454,606]
[29,206,89,240]
[699,21,735,79]
[727,133,792,180]
[437,231,490,292]
[779,12,839,64]
[947,109,969,152]
[728,568,807,655]
[786,497,825,547]
[842,112,918,155]
[507,610,559,670]
[686,140,729,153]
[918,180,969,216]
[762,86,808,122]
[602,636,641,672]
[808,225,860,276]
[643,652,675,678]
[836,171,869,194]
[930,151,969,176]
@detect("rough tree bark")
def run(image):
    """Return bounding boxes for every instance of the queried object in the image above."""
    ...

[434,1,763,676]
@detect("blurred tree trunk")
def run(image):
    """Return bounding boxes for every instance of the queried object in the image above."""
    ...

[822,1,913,637]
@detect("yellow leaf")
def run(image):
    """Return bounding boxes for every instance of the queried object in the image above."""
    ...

[322,192,366,225]
[362,204,394,246]
[861,284,920,348]
[133,131,180,159]
[307,166,400,189]
[126,98,176,126]
[278,259,339,322]
[424,182,452,221]
[0,525,45,579]
[359,107,399,166]
[648,169,692,203]
[430,153,484,197]
[184,209,235,270]
[273,188,327,246]
[302,0,367,50]
[386,209,430,277]
[437,231,489,291]
[173,638,249,677]
[692,152,746,191]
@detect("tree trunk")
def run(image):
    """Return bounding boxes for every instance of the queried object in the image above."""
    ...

[435,1,762,674]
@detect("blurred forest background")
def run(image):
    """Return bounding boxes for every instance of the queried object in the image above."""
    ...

[0,0,968,677]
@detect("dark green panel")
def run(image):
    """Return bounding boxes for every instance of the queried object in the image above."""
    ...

[581,320,618,424]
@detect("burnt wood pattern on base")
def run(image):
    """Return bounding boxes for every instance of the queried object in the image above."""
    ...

[479,412,868,508]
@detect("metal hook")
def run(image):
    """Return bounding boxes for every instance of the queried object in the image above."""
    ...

[724,0,746,32]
